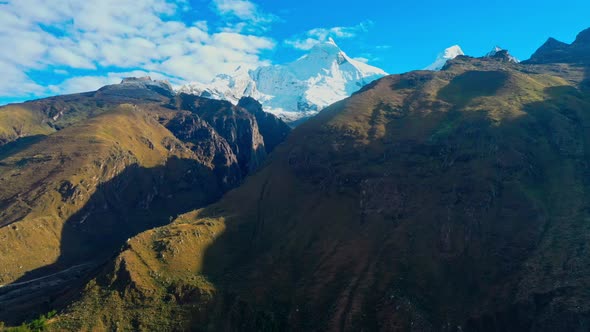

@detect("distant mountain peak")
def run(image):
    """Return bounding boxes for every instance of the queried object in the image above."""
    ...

[525,27,590,64]
[542,37,569,48]
[121,76,152,83]
[306,38,346,62]
[98,76,174,98]
[179,40,387,123]
[485,46,520,63]
[120,76,173,90]
[487,46,504,55]
[425,45,465,71]
[574,27,590,45]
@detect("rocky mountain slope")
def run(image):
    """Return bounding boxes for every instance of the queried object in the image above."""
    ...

[485,46,520,63]
[179,38,387,123]
[525,27,590,65]
[0,78,290,324]
[45,28,590,331]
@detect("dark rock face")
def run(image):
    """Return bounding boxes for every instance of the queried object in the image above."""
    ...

[573,27,590,45]
[238,97,291,153]
[177,93,269,176]
[527,38,573,64]
[526,27,590,64]
[165,111,242,187]
[489,49,517,62]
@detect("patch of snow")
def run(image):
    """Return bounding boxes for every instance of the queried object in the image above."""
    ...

[425,45,464,71]
[485,46,520,63]
[120,76,174,91]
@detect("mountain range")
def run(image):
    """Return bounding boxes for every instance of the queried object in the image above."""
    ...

[178,41,521,123]
[1,27,590,331]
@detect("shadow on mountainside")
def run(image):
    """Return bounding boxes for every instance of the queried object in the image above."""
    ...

[185,70,590,331]
[4,67,590,330]
[462,74,590,331]
[0,156,237,324]
[436,70,509,107]
[0,135,47,160]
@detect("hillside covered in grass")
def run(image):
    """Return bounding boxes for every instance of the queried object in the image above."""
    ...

[0,78,290,324]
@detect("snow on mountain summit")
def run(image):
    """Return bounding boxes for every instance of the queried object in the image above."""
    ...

[178,39,387,123]
[425,45,465,71]
[485,46,520,63]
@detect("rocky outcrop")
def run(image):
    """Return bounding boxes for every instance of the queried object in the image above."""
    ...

[238,97,292,153]
[485,48,519,63]
[177,93,268,176]
[165,111,242,187]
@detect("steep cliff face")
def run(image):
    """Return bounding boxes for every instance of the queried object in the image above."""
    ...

[0,79,290,324]
[176,94,268,176]
[164,111,242,186]
[237,97,292,153]
[53,34,590,331]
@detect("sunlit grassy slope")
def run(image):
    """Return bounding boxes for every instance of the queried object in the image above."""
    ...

[0,105,196,283]
[0,105,55,145]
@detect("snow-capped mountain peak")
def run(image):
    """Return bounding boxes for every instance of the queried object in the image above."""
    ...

[485,46,520,63]
[425,45,464,71]
[178,39,387,123]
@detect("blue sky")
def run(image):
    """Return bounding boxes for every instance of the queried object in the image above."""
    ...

[1,0,589,105]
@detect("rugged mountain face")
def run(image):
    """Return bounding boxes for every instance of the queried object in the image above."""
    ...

[47,29,590,331]
[237,97,292,153]
[179,38,387,123]
[485,46,520,63]
[425,45,465,71]
[174,94,269,177]
[0,77,290,324]
[526,27,590,64]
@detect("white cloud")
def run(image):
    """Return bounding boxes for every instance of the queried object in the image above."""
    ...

[0,60,45,97]
[285,21,374,50]
[213,0,257,18]
[49,76,119,95]
[284,38,319,51]
[49,46,96,69]
[211,0,278,32]
[0,0,276,102]
[213,32,275,51]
